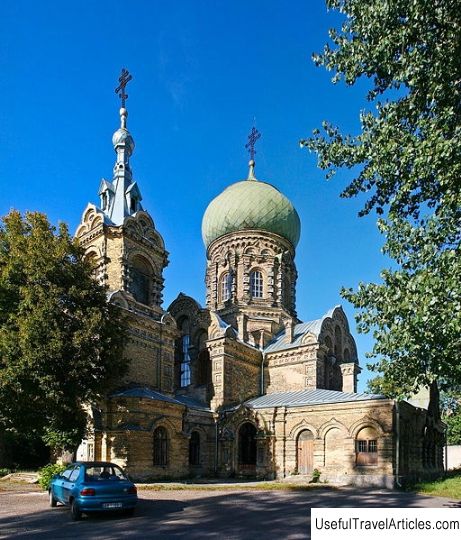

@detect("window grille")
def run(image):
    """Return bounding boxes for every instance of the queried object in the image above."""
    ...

[221,272,233,302]
[250,271,263,298]
[180,334,191,387]
[356,439,378,466]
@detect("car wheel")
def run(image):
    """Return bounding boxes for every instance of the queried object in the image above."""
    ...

[70,500,82,521]
[49,490,57,508]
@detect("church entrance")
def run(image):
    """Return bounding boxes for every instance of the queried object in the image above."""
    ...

[238,422,257,475]
[297,429,314,474]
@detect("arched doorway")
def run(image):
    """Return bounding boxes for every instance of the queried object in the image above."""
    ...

[238,423,257,473]
[297,429,314,474]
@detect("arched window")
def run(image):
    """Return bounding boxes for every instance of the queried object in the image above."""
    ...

[238,423,257,465]
[196,331,210,386]
[130,196,138,213]
[180,319,191,387]
[130,256,152,305]
[101,191,108,210]
[220,272,233,302]
[189,431,200,466]
[355,427,378,466]
[153,427,168,466]
[250,270,263,298]
[85,252,99,280]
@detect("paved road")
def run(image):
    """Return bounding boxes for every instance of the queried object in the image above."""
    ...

[1,487,460,539]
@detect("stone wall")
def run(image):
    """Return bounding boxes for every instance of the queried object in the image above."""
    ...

[218,398,397,486]
[208,337,262,409]
[100,396,189,480]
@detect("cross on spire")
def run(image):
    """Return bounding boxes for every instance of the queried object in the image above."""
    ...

[245,126,261,161]
[115,68,133,108]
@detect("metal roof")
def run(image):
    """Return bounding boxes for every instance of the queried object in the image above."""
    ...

[202,176,301,248]
[174,394,212,412]
[110,387,181,405]
[110,387,211,412]
[245,388,386,409]
[263,306,338,353]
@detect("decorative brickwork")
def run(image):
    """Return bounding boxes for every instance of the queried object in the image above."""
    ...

[74,98,444,485]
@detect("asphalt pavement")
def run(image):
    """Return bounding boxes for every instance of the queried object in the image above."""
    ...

[1,486,460,539]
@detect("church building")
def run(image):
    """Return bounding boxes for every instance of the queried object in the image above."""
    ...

[75,74,444,486]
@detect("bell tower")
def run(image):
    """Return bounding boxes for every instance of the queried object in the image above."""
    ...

[75,69,175,392]
[76,69,168,314]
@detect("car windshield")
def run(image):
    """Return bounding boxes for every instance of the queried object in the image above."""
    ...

[84,465,128,481]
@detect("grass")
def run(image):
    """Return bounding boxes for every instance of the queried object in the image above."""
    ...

[409,470,461,499]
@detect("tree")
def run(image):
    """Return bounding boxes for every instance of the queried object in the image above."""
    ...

[441,390,461,445]
[301,0,461,397]
[0,211,127,458]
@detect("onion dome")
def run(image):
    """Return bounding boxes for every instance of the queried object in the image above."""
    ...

[202,160,301,249]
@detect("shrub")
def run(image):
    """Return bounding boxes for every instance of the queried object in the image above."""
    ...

[38,463,66,491]
[311,469,321,483]
[0,468,11,478]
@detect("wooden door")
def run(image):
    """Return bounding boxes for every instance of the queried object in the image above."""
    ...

[297,430,314,474]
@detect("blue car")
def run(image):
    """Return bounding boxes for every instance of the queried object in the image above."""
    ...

[49,461,138,520]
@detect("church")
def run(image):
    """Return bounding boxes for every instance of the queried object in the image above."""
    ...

[75,73,444,487]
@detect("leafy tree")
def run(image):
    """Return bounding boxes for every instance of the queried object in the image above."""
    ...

[0,211,127,457]
[441,390,461,445]
[301,0,461,397]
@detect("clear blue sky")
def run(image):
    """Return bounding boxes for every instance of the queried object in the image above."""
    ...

[1,1,389,391]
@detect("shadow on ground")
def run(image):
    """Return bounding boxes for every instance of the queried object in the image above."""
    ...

[0,487,459,539]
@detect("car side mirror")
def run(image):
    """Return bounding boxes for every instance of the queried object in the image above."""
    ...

[52,474,60,479]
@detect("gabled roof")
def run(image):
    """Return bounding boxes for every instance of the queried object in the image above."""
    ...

[245,388,386,409]
[263,306,340,353]
[98,179,115,194]
[126,181,142,199]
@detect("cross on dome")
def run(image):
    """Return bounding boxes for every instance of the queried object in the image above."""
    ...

[115,68,133,108]
[245,126,261,161]
[245,127,261,181]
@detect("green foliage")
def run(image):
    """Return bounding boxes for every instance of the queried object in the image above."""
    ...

[302,0,461,220]
[408,470,461,500]
[0,468,11,477]
[442,391,461,445]
[301,0,461,397]
[38,463,66,491]
[311,468,321,483]
[0,210,127,452]
[445,414,461,445]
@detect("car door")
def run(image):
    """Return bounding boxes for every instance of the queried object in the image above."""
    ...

[62,466,80,503]
[53,467,74,502]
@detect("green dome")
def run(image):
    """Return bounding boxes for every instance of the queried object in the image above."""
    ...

[202,176,301,248]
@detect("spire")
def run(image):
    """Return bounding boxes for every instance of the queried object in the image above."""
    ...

[245,126,261,181]
[98,69,143,225]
